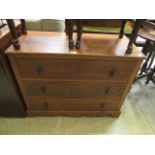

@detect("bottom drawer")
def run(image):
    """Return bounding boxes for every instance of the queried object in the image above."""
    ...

[26,97,122,111]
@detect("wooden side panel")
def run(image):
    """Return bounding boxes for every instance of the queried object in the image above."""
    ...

[119,59,143,106]
[8,56,29,107]
[0,56,26,116]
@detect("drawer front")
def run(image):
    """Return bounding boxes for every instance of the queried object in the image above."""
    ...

[16,58,136,81]
[23,81,126,98]
[26,97,121,111]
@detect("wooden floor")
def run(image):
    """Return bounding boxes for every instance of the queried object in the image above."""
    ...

[0,79,154,135]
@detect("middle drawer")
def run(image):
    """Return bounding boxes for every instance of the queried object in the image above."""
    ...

[23,80,126,98]
[16,58,135,81]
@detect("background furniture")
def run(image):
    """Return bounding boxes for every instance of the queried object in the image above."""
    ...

[25,19,132,33]
[126,20,144,54]
[65,19,128,49]
[25,19,65,32]
[0,20,26,117]
[0,19,6,28]
[132,20,155,84]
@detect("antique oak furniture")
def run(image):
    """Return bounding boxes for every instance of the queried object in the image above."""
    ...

[125,19,145,54]
[0,20,26,116]
[65,19,127,49]
[5,19,144,117]
[132,20,155,84]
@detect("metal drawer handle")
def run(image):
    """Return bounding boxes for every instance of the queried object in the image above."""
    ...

[110,67,117,77]
[100,102,106,109]
[105,87,110,95]
[43,101,48,109]
[36,64,43,75]
[41,85,46,94]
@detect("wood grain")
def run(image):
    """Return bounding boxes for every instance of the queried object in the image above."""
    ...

[5,31,144,59]
[27,110,121,117]
[6,31,144,117]
[16,57,137,81]
[26,97,121,111]
[23,80,126,98]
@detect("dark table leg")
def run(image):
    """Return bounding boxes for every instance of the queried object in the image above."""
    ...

[68,19,74,49]
[139,49,152,76]
[6,19,20,50]
[119,20,126,38]
[65,19,69,35]
[146,64,155,85]
[20,19,27,35]
[142,40,151,55]
[76,19,82,49]
[126,19,144,54]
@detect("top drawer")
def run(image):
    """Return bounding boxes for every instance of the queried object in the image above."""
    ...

[15,58,136,81]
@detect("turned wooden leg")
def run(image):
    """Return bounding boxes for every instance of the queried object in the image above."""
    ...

[68,19,74,49]
[6,19,20,50]
[126,19,144,54]
[20,19,27,35]
[119,19,126,38]
[65,19,69,35]
[76,19,82,49]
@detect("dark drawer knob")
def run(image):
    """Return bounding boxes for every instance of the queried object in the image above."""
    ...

[109,67,117,78]
[100,102,105,109]
[41,85,46,94]
[43,101,48,109]
[105,87,110,95]
[36,65,43,75]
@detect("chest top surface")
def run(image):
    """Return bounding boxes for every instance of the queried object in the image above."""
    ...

[5,31,144,59]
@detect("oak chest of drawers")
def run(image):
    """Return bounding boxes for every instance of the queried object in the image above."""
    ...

[6,31,144,117]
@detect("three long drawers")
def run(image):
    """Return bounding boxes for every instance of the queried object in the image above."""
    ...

[7,55,139,117]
